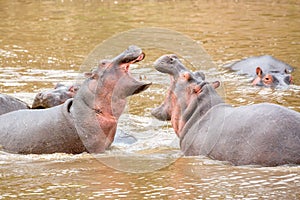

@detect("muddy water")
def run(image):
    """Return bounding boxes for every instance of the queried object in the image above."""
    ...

[0,0,299,199]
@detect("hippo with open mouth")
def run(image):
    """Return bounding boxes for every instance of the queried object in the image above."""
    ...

[0,45,151,154]
[152,54,300,166]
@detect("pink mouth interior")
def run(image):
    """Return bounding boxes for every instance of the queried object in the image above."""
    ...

[124,53,145,72]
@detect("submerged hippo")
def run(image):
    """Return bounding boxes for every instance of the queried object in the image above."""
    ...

[224,55,294,87]
[32,83,80,109]
[0,94,30,115]
[152,54,300,166]
[0,45,150,154]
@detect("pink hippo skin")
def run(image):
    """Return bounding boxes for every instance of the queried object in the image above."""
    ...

[152,54,300,166]
[0,46,151,154]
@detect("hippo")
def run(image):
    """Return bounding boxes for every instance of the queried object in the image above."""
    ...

[31,60,113,109]
[224,55,294,87]
[0,45,150,154]
[152,54,300,166]
[32,83,80,109]
[0,94,30,115]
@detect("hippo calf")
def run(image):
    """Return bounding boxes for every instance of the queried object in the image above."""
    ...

[224,55,293,87]
[152,54,300,166]
[0,45,150,154]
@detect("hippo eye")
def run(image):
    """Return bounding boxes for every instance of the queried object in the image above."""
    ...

[94,108,103,115]
[265,77,269,81]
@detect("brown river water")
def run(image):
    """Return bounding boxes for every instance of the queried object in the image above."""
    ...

[0,0,299,199]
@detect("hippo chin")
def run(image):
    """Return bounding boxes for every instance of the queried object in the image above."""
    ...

[0,45,151,154]
[152,54,300,167]
[224,55,293,88]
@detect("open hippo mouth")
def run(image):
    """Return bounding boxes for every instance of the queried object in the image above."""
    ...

[94,45,151,98]
[112,45,146,72]
[115,46,150,95]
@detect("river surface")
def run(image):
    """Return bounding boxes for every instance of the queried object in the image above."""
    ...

[0,0,299,199]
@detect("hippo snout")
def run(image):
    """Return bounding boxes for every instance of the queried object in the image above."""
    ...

[154,54,189,77]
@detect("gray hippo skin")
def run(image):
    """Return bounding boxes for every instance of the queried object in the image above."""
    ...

[0,45,150,154]
[152,54,300,166]
[32,83,80,109]
[224,55,293,87]
[0,94,30,115]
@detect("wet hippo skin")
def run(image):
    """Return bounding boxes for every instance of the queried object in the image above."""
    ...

[0,94,30,115]
[152,54,300,166]
[224,55,293,87]
[0,46,151,154]
[31,83,80,109]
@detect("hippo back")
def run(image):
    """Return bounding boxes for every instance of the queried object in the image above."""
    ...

[0,94,30,115]
[181,103,300,166]
[225,55,294,76]
[0,99,86,154]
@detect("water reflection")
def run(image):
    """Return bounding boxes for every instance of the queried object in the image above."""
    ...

[1,153,299,199]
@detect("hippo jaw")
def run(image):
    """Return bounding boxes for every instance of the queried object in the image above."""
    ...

[152,54,220,137]
[74,46,151,152]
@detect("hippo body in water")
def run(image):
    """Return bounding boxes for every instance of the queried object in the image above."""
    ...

[0,46,150,154]
[0,94,30,115]
[0,84,78,114]
[152,54,300,166]
[224,55,294,87]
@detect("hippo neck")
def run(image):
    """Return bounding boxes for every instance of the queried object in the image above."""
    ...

[69,84,118,153]
[180,84,224,139]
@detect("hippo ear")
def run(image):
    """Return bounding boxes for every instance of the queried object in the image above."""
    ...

[193,84,202,94]
[181,72,191,81]
[256,67,263,77]
[212,81,220,89]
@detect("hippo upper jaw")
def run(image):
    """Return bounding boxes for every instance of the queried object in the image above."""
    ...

[153,54,191,78]
[111,51,151,98]
[112,45,145,66]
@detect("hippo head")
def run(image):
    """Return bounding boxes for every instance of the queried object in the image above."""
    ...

[252,67,292,88]
[84,46,151,114]
[32,83,79,109]
[151,54,220,137]
[74,45,151,152]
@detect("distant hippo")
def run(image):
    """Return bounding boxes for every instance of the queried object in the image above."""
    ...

[152,54,300,166]
[0,45,150,154]
[32,83,80,109]
[224,55,294,87]
[0,94,30,115]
